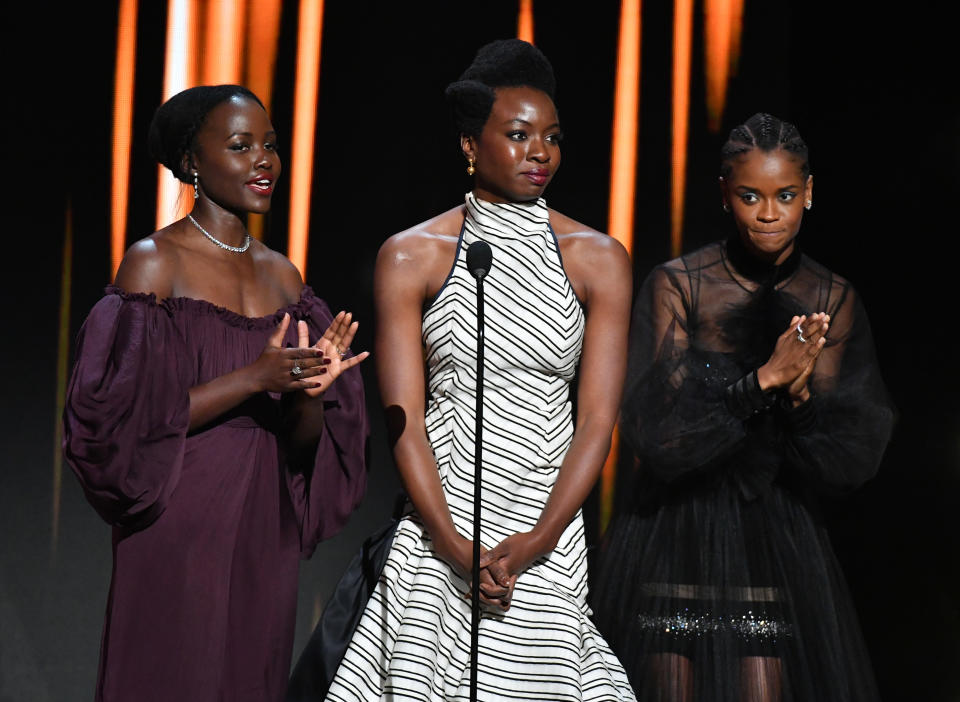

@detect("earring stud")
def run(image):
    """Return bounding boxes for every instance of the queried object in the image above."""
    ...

[722,203,730,213]
[805,200,812,210]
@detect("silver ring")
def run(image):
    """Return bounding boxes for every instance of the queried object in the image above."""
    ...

[290,364,303,377]
[796,324,807,344]
[339,347,349,359]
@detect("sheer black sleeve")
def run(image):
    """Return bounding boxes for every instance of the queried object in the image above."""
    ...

[620,265,771,483]
[779,287,895,494]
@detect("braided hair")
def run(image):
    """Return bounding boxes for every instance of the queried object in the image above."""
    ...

[445,39,556,138]
[720,113,809,178]
[148,85,265,183]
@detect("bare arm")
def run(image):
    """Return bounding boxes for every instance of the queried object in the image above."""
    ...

[374,235,471,569]
[480,234,633,585]
[536,237,632,544]
[374,233,508,607]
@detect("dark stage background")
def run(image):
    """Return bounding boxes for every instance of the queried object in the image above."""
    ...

[2,2,958,700]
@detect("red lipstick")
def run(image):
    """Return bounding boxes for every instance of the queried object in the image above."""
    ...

[246,175,274,195]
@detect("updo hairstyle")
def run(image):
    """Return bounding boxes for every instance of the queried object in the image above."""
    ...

[444,39,556,138]
[148,84,265,183]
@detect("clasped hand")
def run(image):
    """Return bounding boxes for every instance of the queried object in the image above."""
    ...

[757,313,829,404]
[445,531,545,612]
[249,311,370,397]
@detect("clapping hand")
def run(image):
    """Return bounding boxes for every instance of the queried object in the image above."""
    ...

[757,313,829,404]
[250,313,327,393]
[299,311,370,398]
[251,312,369,395]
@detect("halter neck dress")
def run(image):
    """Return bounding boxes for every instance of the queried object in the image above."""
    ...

[325,193,635,701]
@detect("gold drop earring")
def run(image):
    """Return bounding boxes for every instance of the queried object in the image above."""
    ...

[466,158,476,176]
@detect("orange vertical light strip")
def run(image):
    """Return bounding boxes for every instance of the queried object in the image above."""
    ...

[600,425,622,533]
[202,0,245,85]
[156,0,199,231]
[288,0,325,278]
[517,0,534,43]
[704,0,732,133]
[245,0,282,110]
[729,0,744,75]
[52,201,73,561]
[245,0,283,242]
[600,0,641,534]
[671,0,694,258]
[704,0,744,133]
[607,0,641,255]
[111,0,138,280]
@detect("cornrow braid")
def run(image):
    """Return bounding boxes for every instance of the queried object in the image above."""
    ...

[720,112,809,178]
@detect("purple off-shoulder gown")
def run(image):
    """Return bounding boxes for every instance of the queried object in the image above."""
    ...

[63,286,368,702]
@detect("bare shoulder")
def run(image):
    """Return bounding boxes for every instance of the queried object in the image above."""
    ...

[113,226,183,297]
[253,241,304,299]
[376,205,464,275]
[549,208,629,270]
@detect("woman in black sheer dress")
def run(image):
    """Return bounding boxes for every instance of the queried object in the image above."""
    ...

[592,113,894,702]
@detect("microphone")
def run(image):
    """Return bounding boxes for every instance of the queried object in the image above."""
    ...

[466,240,492,280]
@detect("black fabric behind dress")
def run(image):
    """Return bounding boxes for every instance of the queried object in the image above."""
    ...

[592,236,895,702]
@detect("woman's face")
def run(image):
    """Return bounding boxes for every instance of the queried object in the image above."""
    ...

[721,148,812,265]
[464,86,562,203]
[189,95,281,215]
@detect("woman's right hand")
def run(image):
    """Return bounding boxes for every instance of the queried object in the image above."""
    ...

[436,532,512,610]
[247,313,330,393]
[757,313,829,393]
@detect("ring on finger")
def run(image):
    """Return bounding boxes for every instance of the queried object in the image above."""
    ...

[796,323,807,344]
[290,364,303,377]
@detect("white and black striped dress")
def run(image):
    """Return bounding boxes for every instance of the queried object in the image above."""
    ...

[325,193,635,702]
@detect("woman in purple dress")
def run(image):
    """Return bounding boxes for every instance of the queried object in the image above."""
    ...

[63,85,370,702]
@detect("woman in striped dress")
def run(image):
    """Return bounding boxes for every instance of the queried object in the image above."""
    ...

[324,39,635,701]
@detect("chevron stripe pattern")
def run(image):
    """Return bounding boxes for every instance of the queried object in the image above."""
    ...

[326,193,635,701]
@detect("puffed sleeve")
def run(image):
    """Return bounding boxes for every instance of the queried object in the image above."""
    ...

[621,266,758,483]
[63,290,191,531]
[780,288,895,494]
[286,291,369,557]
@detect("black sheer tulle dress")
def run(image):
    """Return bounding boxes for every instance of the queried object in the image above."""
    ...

[592,236,895,702]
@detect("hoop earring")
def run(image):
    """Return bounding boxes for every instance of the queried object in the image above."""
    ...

[193,172,199,200]
[722,203,730,213]
[466,158,476,176]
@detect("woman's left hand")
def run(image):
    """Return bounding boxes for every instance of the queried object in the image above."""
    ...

[298,312,370,398]
[786,313,829,405]
[478,530,548,609]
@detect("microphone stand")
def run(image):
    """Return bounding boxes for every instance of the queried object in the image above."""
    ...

[466,240,491,702]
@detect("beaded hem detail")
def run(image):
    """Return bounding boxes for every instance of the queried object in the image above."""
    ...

[637,609,793,641]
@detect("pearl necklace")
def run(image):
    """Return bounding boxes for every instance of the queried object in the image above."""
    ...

[187,214,251,253]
